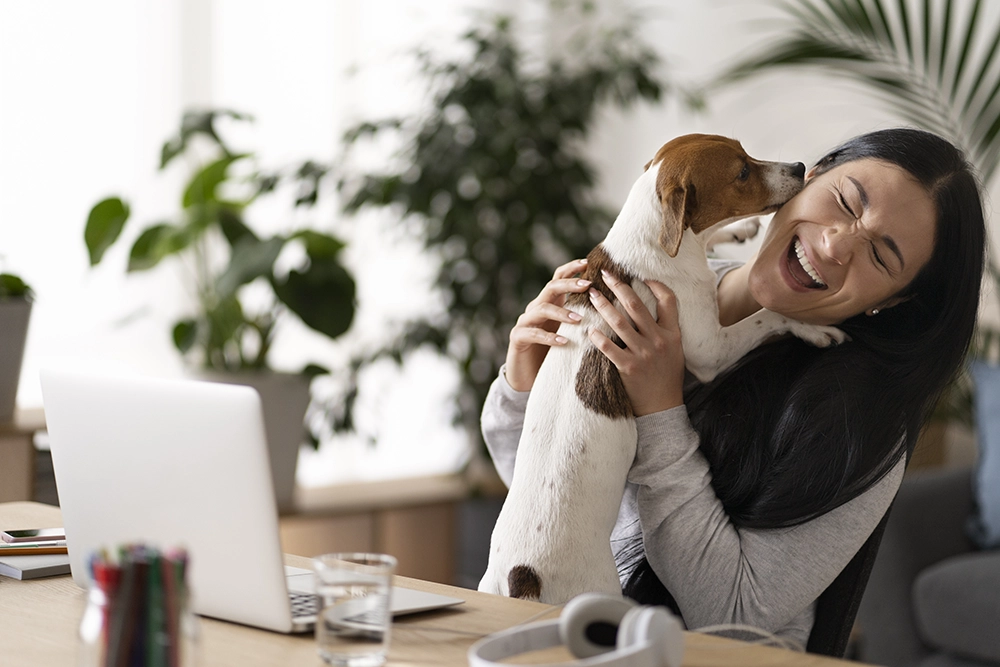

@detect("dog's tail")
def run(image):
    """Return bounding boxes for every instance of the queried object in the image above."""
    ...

[508,564,542,601]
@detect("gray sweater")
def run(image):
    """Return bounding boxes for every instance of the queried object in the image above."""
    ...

[481,292,904,648]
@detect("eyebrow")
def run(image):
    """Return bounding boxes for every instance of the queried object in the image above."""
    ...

[847,175,905,271]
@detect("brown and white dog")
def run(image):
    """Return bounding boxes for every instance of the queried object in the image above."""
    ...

[478,134,846,604]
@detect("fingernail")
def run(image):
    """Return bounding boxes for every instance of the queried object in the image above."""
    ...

[579,258,588,264]
[555,336,568,344]
[568,312,582,321]
[577,279,591,287]
[589,288,600,299]
[601,269,613,281]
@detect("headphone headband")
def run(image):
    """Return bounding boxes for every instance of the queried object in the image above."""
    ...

[467,594,684,667]
[468,619,659,667]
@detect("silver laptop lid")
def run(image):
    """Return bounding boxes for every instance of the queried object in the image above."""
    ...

[41,369,297,633]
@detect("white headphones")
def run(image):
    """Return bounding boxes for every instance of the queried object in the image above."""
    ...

[467,593,685,667]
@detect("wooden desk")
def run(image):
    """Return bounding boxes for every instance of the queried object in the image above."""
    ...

[0,502,865,666]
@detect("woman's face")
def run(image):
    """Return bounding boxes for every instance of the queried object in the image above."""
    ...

[747,158,937,325]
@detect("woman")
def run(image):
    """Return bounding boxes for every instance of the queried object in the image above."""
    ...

[481,128,986,648]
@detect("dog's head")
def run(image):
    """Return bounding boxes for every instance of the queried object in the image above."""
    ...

[646,134,805,257]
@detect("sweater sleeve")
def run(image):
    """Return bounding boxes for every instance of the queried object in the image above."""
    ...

[628,406,904,634]
[480,366,530,488]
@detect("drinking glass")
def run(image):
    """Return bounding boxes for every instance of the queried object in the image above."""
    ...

[313,553,397,667]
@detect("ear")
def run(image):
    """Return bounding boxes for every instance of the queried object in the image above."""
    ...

[644,159,653,172]
[658,183,696,258]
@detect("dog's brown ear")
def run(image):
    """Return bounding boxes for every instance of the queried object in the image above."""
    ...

[643,158,653,172]
[659,183,696,258]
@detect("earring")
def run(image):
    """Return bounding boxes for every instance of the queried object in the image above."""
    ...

[870,308,880,316]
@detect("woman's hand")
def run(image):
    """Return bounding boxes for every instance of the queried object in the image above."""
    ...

[588,271,685,416]
[505,259,592,392]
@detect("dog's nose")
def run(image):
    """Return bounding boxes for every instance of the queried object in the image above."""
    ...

[791,162,806,179]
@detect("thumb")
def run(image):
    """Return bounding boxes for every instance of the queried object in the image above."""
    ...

[645,280,680,331]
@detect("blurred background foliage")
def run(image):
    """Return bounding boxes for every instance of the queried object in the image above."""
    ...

[324,4,666,446]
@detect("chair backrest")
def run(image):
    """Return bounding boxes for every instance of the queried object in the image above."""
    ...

[806,508,892,656]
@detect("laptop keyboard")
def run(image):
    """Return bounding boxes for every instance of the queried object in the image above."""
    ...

[289,592,318,618]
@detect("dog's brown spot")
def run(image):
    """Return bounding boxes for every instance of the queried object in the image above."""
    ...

[565,244,635,309]
[565,245,635,420]
[755,319,762,325]
[508,565,542,600]
[576,346,632,419]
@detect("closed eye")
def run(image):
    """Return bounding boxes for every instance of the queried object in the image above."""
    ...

[871,242,887,269]
[837,189,856,218]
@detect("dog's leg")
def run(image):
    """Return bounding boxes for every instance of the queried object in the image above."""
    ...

[684,309,847,383]
[705,217,762,253]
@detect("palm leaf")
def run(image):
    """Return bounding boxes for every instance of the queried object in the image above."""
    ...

[713,0,1000,183]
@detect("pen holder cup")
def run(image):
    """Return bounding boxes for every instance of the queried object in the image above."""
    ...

[78,550,200,667]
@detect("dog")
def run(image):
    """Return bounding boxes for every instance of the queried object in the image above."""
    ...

[478,134,847,604]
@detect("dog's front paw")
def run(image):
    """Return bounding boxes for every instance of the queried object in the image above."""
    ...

[787,322,849,348]
[706,217,763,252]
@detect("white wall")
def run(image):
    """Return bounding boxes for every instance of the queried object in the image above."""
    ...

[2,0,996,483]
[0,1,188,391]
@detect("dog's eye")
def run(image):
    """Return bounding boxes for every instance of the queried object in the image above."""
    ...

[738,164,750,181]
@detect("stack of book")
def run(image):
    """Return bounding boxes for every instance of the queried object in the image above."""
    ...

[0,529,70,579]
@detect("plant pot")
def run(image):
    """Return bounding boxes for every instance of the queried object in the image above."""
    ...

[0,298,32,422]
[198,371,310,513]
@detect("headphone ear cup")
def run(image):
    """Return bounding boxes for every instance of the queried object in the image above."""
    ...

[617,606,686,667]
[559,594,635,659]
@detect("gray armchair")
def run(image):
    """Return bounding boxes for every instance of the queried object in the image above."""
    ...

[856,466,1000,667]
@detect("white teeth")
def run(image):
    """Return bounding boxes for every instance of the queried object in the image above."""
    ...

[794,239,826,286]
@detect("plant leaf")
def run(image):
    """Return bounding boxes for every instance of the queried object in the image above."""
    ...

[301,363,330,378]
[0,273,32,300]
[182,153,249,208]
[289,230,345,259]
[950,0,982,102]
[217,207,259,246]
[172,319,198,353]
[215,236,285,299]
[273,258,355,340]
[161,109,253,168]
[126,223,191,272]
[85,197,131,266]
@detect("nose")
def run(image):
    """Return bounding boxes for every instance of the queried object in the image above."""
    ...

[791,162,805,179]
[821,224,859,265]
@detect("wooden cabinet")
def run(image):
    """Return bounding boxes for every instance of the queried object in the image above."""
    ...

[278,474,473,585]
[0,408,44,502]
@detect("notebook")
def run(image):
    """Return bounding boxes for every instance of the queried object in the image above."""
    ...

[0,552,70,580]
[39,369,463,633]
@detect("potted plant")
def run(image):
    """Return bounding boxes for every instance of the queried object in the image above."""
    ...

[324,6,666,455]
[0,272,34,422]
[84,109,356,510]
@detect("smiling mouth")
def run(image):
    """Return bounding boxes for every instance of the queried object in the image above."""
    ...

[786,237,827,290]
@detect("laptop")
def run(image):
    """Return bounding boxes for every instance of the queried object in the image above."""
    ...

[40,369,463,633]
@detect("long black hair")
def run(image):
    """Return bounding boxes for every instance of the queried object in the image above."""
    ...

[624,128,986,605]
